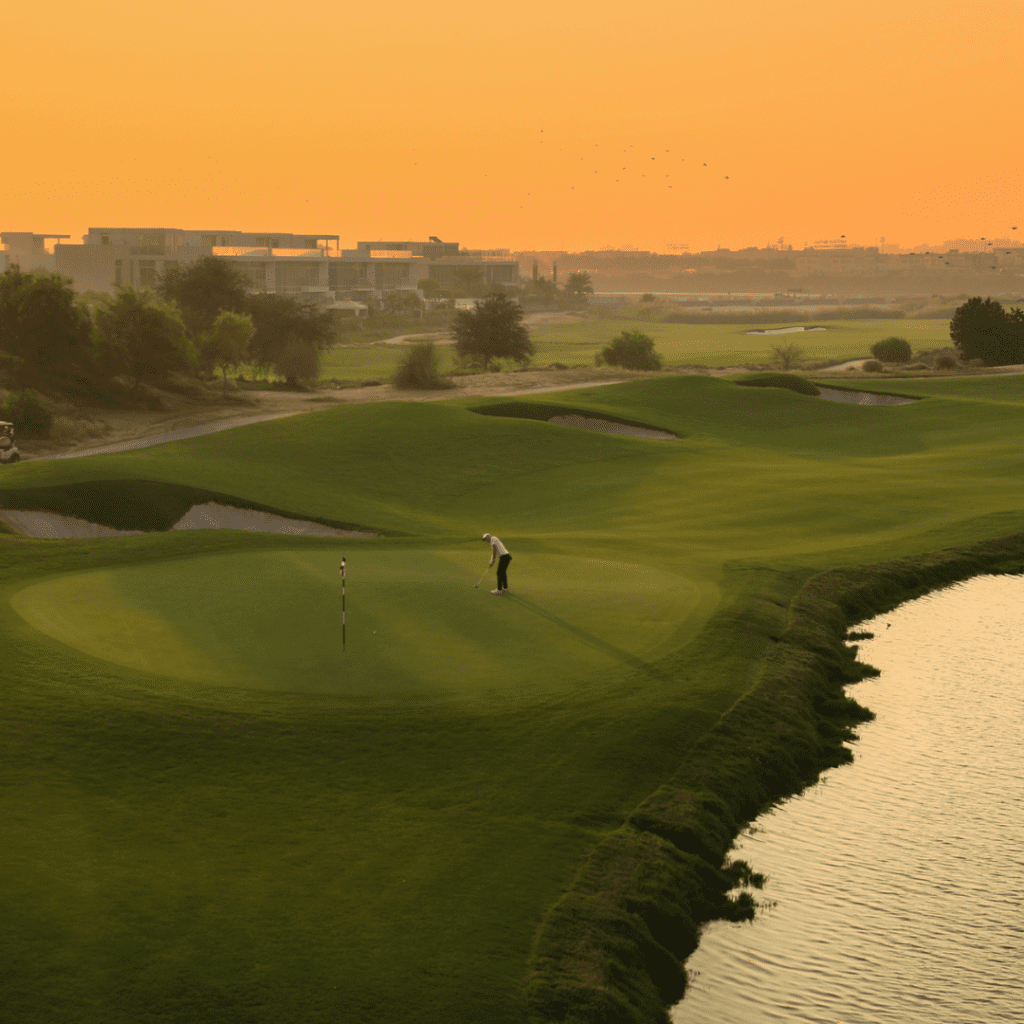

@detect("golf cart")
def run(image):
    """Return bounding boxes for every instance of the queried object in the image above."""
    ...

[0,421,21,464]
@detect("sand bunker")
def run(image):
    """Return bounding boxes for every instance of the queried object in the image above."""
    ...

[0,502,376,540]
[547,415,676,439]
[172,503,373,536]
[745,326,827,336]
[816,387,917,407]
[0,510,144,539]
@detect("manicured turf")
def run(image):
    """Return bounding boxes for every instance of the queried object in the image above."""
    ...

[12,547,698,694]
[316,317,953,380]
[2,369,1023,1023]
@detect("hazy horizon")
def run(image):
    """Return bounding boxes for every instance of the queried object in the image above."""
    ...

[4,0,1020,255]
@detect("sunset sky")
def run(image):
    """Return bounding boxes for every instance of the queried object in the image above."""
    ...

[4,0,1020,253]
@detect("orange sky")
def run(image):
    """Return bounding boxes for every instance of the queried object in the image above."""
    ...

[4,0,1020,253]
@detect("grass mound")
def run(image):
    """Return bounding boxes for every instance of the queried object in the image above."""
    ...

[732,373,821,396]
[471,400,679,437]
[0,479,382,534]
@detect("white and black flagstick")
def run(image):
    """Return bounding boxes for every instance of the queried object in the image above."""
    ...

[339,556,346,652]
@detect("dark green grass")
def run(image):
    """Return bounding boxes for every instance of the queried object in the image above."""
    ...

[2,372,1024,1022]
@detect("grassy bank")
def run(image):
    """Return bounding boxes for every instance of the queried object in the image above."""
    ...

[526,532,1024,1022]
[1,372,1022,1022]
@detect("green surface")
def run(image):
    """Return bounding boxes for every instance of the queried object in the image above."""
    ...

[2,369,1023,1023]
[314,317,953,380]
[12,548,699,693]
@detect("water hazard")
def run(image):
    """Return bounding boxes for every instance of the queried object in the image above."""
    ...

[672,574,1024,1024]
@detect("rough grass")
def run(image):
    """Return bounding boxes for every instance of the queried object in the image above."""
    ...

[731,372,821,396]
[2,372,1024,1023]
[313,319,954,382]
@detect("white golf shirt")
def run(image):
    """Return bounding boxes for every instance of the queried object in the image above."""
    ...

[489,536,510,557]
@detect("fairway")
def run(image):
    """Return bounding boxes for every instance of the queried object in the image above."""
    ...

[316,317,953,381]
[11,547,699,695]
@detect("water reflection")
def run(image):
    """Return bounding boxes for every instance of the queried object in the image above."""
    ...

[672,574,1024,1024]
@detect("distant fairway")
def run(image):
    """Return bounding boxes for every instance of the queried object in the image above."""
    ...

[317,317,953,381]
[11,548,699,695]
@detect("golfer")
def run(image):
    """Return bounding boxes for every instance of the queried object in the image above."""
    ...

[482,533,511,595]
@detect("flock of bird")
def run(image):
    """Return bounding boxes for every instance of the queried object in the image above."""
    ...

[516,132,731,208]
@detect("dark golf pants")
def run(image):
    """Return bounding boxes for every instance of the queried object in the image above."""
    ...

[497,554,511,591]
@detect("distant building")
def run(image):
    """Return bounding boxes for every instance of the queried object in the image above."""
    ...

[1,232,71,273]
[34,227,519,300]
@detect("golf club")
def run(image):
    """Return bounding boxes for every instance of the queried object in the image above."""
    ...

[474,575,485,588]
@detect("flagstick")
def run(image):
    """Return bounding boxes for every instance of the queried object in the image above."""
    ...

[342,557,347,652]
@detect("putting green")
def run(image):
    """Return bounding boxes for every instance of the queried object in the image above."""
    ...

[11,547,702,696]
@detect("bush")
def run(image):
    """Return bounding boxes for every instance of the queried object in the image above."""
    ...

[934,353,958,370]
[597,330,663,371]
[870,336,912,363]
[770,342,805,369]
[1,388,54,438]
[274,338,321,388]
[734,373,820,396]
[862,359,884,373]
[392,343,455,390]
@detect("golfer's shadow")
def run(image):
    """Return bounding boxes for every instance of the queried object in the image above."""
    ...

[503,593,648,671]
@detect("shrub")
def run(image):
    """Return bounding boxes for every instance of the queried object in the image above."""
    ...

[1,388,54,438]
[870,336,912,363]
[274,337,321,388]
[392,343,455,390]
[934,353,958,370]
[862,359,884,373]
[597,330,663,371]
[734,373,820,396]
[770,342,805,369]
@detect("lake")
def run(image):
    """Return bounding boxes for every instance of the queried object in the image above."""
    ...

[672,574,1024,1024]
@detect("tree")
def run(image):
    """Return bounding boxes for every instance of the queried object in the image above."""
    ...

[383,290,423,315]
[202,310,255,390]
[950,297,1024,366]
[93,288,195,385]
[771,342,805,369]
[274,336,321,388]
[246,293,334,379]
[0,267,95,390]
[597,330,663,370]
[452,294,534,370]
[524,275,557,303]
[564,271,594,305]
[452,266,486,297]
[158,257,251,336]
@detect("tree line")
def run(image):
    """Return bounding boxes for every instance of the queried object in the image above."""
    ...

[0,258,334,401]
